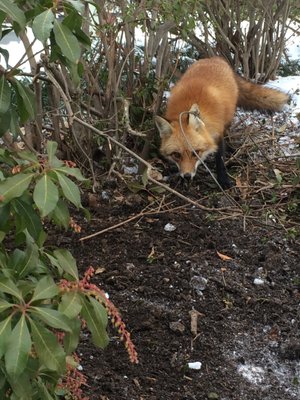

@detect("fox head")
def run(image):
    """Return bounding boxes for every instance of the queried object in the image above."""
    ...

[155,104,218,179]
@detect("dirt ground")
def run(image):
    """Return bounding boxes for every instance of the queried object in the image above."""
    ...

[58,108,300,400]
[60,163,300,400]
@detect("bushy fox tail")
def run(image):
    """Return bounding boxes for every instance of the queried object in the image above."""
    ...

[235,75,289,112]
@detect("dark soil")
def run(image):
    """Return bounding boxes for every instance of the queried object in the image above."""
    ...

[62,175,300,400]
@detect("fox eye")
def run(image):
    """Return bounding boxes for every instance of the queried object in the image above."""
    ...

[171,152,181,161]
[193,149,202,157]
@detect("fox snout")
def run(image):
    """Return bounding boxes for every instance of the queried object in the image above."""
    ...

[175,156,201,180]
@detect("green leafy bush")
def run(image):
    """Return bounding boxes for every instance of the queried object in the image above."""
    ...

[0,143,138,399]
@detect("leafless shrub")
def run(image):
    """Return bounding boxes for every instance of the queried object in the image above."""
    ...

[189,0,294,82]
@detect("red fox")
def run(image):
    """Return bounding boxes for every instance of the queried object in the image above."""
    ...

[155,57,289,188]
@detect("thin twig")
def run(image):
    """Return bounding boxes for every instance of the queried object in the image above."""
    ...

[73,116,241,213]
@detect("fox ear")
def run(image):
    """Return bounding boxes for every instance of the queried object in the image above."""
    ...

[155,116,173,138]
[188,104,205,131]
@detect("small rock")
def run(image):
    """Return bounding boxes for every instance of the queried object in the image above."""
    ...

[253,278,265,286]
[101,190,110,201]
[207,393,219,399]
[190,275,208,293]
[164,223,176,232]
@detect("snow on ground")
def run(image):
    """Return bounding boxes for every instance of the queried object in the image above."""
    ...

[227,329,300,399]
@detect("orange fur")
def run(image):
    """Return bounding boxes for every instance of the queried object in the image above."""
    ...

[155,57,288,181]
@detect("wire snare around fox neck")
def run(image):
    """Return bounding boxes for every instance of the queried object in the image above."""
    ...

[178,110,239,207]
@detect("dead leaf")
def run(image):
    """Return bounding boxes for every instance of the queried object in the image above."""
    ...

[95,267,106,274]
[169,321,185,333]
[217,251,233,261]
[189,309,204,337]
[133,378,141,388]
[148,169,163,181]
[88,193,98,208]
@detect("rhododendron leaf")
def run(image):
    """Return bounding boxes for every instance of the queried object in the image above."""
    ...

[0,315,12,358]
[63,317,81,355]
[53,249,79,280]
[31,276,58,302]
[0,75,11,113]
[51,199,70,230]
[0,173,34,204]
[33,174,59,217]
[53,20,81,64]
[0,0,25,29]
[30,307,72,332]
[32,9,55,43]
[0,277,23,300]
[13,198,43,240]
[5,314,31,377]
[81,297,109,349]
[55,171,82,208]
[59,291,82,319]
[46,141,58,165]
[54,166,87,181]
[30,319,66,373]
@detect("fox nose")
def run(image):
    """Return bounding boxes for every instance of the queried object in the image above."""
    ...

[183,173,192,180]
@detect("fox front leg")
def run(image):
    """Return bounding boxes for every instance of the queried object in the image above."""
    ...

[215,139,232,189]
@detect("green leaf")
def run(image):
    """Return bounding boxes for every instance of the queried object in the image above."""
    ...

[0,315,12,358]
[54,166,87,181]
[55,171,82,208]
[46,140,58,165]
[32,9,55,43]
[36,378,55,400]
[30,307,72,332]
[16,239,39,278]
[0,110,11,136]
[6,371,32,400]
[53,20,81,64]
[9,108,20,138]
[13,198,43,240]
[30,319,66,373]
[31,276,58,302]
[15,150,39,164]
[64,0,85,14]
[5,314,31,377]
[0,47,9,68]
[0,277,23,300]
[90,296,108,327]
[53,249,78,280]
[0,298,13,313]
[0,203,10,230]
[0,173,34,204]
[51,199,70,229]
[0,0,26,29]
[33,174,59,217]
[59,291,82,319]
[63,10,82,32]
[13,80,36,121]
[0,75,11,113]
[81,296,109,349]
[63,317,81,354]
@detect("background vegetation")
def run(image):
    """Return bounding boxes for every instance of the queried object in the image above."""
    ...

[0,0,299,398]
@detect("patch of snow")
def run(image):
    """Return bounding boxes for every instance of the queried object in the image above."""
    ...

[227,330,300,399]
[237,363,265,384]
